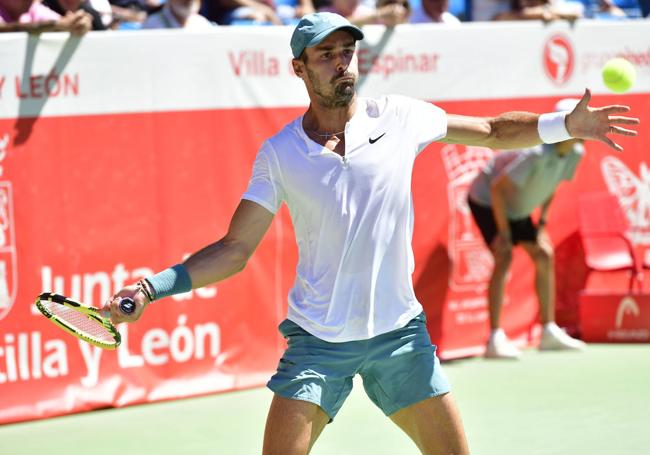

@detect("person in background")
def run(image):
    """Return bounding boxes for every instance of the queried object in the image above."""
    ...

[471,0,590,21]
[320,0,410,26]
[142,0,214,28]
[0,0,92,34]
[587,0,627,18]
[641,0,649,17]
[468,99,589,359]
[409,0,462,23]
[274,0,316,25]
[109,0,161,27]
[493,0,629,21]
[470,0,510,21]
[201,0,283,24]
[43,0,107,30]
[87,0,114,27]
[492,0,584,20]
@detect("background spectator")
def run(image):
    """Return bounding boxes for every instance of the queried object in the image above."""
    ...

[201,0,283,25]
[85,0,114,26]
[591,0,627,17]
[274,0,316,24]
[142,0,214,28]
[109,0,161,27]
[320,0,410,26]
[409,0,462,23]
[472,0,633,20]
[641,0,649,16]
[471,0,511,21]
[43,0,108,30]
[493,0,584,20]
[0,0,92,34]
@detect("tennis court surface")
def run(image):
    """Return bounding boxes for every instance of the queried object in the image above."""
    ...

[1,344,648,455]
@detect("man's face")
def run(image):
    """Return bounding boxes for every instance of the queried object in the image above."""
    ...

[293,30,359,109]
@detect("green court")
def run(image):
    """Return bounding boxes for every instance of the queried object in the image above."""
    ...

[2,344,649,455]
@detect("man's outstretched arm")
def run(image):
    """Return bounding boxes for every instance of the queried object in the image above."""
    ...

[442,89,639,152]
[105,199,275,323]
[185,200,275,288]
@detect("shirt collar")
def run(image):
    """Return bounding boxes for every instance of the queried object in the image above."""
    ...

[296,98,370,156]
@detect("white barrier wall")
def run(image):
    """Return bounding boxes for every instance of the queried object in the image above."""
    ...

[1,21,649,118]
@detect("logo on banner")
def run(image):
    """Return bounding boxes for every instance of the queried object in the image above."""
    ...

[0,134,17,321]
[615,296,640,329]
[608,295,649,341]
[543,34,574,86]
[441,144,494,292]
[601,156,650,244]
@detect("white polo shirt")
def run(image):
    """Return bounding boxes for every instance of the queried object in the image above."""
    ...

[243,95,447,342]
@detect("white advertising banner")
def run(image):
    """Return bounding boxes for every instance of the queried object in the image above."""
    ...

[0,21,649,119]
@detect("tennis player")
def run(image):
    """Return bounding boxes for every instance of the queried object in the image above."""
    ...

[106,12,639,454]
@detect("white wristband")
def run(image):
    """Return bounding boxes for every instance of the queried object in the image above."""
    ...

[538,111,572,144]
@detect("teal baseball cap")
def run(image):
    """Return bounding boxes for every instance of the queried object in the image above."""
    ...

[290,12,364,59]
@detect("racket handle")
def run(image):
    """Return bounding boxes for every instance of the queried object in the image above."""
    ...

[119,297,136,315]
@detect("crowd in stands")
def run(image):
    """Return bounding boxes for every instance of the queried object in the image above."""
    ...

[0,0,647,34]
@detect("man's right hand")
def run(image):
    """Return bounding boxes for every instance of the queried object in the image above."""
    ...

[103,284,151,324]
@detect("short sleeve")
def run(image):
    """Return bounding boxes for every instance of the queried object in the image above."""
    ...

[402,97,447,154]
[241,143,284,214]
[502,148,541,188]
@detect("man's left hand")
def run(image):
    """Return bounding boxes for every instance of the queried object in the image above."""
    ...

[566,88,640,152]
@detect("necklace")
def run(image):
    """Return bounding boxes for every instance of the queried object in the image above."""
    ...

[306,128,345,138]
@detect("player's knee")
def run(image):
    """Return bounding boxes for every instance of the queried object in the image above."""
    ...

[534,245,553,264]
[493,251,512,269]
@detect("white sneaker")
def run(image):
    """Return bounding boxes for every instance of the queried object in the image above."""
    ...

[539,325,586,351]
[485,329,522,359]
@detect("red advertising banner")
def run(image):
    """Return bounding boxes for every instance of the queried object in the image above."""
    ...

[0,108,302,423]
[0,21,649,424]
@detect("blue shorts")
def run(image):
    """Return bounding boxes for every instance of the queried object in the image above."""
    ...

[267,312,451,421]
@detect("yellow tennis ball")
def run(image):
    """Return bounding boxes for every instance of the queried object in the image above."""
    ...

[602,58,636,93]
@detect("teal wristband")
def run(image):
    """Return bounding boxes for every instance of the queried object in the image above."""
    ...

[146,264,192,300]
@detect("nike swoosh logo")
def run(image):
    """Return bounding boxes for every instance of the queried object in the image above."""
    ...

[369,133,386,144]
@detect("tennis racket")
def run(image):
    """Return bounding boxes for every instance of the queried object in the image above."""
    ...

[35,292,135,349]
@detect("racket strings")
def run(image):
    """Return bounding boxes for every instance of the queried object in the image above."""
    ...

[41,300,115,343]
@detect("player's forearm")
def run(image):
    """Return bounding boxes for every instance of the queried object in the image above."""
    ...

[444,112,544,150]
[141,238,250,302]
[485,112,543,150]
[183,239,250,289]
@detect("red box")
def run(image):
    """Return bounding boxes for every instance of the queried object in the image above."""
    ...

[579,292,650,342]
